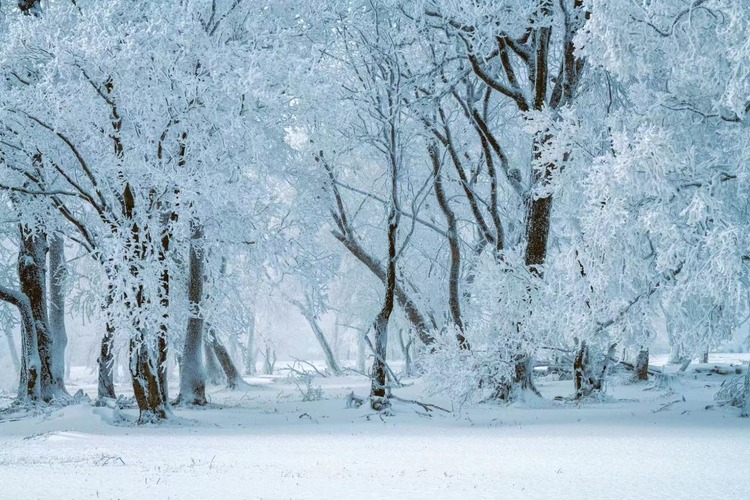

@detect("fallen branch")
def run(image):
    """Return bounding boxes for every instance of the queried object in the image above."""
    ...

[389,394,450,413]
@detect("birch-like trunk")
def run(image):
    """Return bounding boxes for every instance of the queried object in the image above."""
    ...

[292,296,341,376]
[244,310,257,375]
[48,234,68,389]
[4,328,20,375]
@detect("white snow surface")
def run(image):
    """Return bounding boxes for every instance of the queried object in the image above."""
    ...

[1,355,749,499]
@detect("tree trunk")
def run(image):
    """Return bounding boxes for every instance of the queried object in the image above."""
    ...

[244,310,257,375]
[204,342,223,385]
[397,328,414,377]
[574,341,617,399]
[206,324,247,389]
[124,183,169,422]
[357,327,366,373]
[18,227,66,401]
[4,328,21,375]
[97,284,117,399]
[370,125,400,411]
[48,234,68,389]
[574,341,595,398]
[130,332,169,422]
[262,345,276,375]
[635,347,649,381]
[429,142,469,348]
[292,296,341,376]
[98,324,116,399]
[741,362,750,418]
[0,286,41,401]
[157,209,172,403]
[177,222,207,405]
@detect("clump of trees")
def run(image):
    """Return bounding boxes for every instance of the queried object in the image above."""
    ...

[0,0,748,420]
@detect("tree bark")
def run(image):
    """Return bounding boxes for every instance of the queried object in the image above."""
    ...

[635,347,649,381]
[124,183,169,422]
[98,324,116,399]
[206,324,246,389]
[0,286,41,401]
[18,227,67,401]
[48,234,68,390]
[177,222,207,405]
[97,283,117,399]
[291,296,341,376]
[356,327,366,373]
[4,328,21,375]
[244,310,257,375]
[428,142,469,348]
[741,362,750,418]
[204,341,223,385]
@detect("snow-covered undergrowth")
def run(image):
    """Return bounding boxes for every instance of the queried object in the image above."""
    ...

[1,355,749,499]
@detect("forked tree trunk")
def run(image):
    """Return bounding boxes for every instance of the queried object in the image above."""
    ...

[130,331,169,422]
[124,184,169,422]
[574,341,617,399]
[177,222,207,405]
[370,128,400,410]
[262,346,276,375]
[397,329,414,377]
[19,227,67,401]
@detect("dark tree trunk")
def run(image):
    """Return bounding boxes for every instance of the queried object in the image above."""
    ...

[177,222,207,405]
[124,184,169,422]
[322,154,435,346]
[18,227,66,401]
[156,207,173,403]
[370,122,400,411]
[98,324,117,399]
[97,283,117,399]
[635,347,649,381]
[130,333,169,422]
[429,142,469,348]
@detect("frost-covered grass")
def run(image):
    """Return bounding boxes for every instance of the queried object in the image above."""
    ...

[1,355,749,499]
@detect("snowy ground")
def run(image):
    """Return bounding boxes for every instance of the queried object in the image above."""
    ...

[1,355,749,499]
